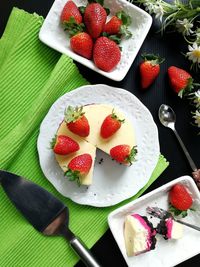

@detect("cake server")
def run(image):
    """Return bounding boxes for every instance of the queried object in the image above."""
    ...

[158,104,200,188]
[0,170,101,267]
[147,206,200,232]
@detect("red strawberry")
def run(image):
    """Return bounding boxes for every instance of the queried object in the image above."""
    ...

[84,3,107,39]
[70,32,93,59]
[65,106,90,137]
[65,153,92,184]
[103,11,132,39]
[51,135,79,155]
[110,145,137,165]
[103,16,122,35]
[168,66,194,97]
[140,54,165,89]
[169,183,193,211]
[100,110,125,138]
[93,37,121,72]
[60,1,82,24]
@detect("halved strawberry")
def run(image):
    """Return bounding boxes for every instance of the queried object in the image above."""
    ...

[65,106,90,137]
[65,153,92,185]
[51,135,80,155]
[110,145,137,165]
[100,110,125,138]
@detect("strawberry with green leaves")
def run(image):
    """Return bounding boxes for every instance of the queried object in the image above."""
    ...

[65,153,92,185]
[51,135,80,155]
[140,54,165,89]
[100,110,125,138]
[61,1,85,36]
[110,145,137,165]
[65,106,90,137]
[70,32,93,59]
[168,66,196,98]
[169,183,193,217]
[84,3,107,39]
[103,10,132,43]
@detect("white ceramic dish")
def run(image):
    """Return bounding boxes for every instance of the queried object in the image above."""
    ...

[37,84,160,207]
[39,0,152,81]
[108,176,200,267]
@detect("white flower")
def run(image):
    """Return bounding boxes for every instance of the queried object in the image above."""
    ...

[186,42,200,64]
[194,90,200,108]
[176,19,194,36]
[143,2,156,14]
[193,110,200,128]
[154,4,164,22]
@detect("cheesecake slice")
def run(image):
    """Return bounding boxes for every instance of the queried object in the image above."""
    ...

[54,122,96,185]
[156,216,183,240]
[124,214,157,257]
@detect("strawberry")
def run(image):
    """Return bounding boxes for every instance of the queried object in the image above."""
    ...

[110,145,137,165]
[103,11,132,40]
[65,106,90,137]
[103,16,122,35]
[100,110,125,138]
[65,153,92,185]
[93,37,121,72]
[84,3,107,39]
[169,183,193,217]
[139,54,165,89]
[168,66,194,97]
[60,1,82,24]
[70,32,93,59]
[51,135,79,155]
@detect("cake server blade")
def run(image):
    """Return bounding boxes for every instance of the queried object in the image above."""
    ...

[0,170,101,267]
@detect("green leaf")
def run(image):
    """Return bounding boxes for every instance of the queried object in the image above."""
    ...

[50,135,57,149]
[105,7,110,16]
[111,109,125,123]
[64,106,85,123]
[78,6,86,15]
[120,25,132,39]
[126,146,138,165]
[141,53,165,65]
[63,17,85,37]
[169,204,188,218]
[65,169,81,186]
[116,10,132,26]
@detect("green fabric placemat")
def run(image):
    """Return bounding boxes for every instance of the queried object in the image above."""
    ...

[0,8,169,267]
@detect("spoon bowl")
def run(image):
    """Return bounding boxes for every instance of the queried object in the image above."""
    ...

[158,104,176,129]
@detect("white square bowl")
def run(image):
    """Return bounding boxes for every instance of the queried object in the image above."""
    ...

[108,176,200,267]
[39,0,152,81]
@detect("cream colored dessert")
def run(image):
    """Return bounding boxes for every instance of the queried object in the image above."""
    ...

[157,217,183,240]
[124,214,156,256]
[82,104,136,152]
[55,104,136,185]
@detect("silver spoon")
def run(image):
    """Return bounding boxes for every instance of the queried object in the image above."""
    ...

[158,104,200,187]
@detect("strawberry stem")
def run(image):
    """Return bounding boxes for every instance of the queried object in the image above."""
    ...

[65,106,85,123]
[65,169,81,186]
[126,146,137,165]
[141,53,165,65]
[50,135,57,149]
[111,109,125,123]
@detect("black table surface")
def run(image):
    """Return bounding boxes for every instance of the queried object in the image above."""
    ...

[0,1,200,266]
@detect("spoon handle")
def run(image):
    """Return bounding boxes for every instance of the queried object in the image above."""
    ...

[173,129,197,172]
[175,219,200,232]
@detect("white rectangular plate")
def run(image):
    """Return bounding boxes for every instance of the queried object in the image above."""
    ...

[39,0,152,81]
[108,176,200,267]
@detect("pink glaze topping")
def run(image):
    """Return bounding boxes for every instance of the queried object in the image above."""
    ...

[166,218,173,239]
[132,214,152,250]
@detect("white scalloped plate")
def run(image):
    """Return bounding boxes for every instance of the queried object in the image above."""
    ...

[39,0,152,81]
[37,84,160,206]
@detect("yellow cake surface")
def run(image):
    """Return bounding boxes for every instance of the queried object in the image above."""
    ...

[55,104,136,185]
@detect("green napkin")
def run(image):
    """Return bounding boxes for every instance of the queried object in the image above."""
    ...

[0,8,169,267]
